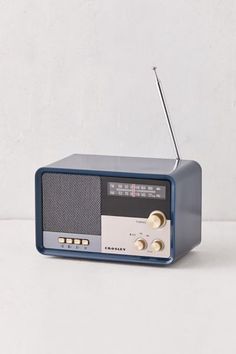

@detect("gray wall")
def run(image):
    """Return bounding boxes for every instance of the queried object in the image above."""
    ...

[0,1,235,220]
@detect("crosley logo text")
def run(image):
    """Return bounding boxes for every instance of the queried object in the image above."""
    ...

[105,246,126,251]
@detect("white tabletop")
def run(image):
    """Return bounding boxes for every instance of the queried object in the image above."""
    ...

[0,220,235,354]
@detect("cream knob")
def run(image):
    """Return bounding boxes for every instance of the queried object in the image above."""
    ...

[147,211,166,229]
[134,238,147,251]
[151,240,164,252]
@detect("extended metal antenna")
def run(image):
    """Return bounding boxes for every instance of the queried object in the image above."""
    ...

[152,67,181,161]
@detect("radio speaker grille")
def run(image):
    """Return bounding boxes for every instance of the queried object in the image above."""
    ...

[42,173,101,235]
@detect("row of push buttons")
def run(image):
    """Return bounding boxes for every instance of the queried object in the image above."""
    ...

[58,237,89,246]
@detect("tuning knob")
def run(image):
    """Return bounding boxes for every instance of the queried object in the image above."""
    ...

[134,238,147,251]
[151,240,164,252]
[147,210,166,229]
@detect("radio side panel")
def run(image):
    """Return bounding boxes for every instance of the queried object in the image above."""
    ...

[171,161,202,260]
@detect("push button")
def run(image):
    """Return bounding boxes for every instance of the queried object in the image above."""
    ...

[82,239,89,246]
[74,239,81,245]
[66,238,73,244]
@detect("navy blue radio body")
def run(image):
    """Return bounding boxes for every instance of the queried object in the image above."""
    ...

[35,153,202,265]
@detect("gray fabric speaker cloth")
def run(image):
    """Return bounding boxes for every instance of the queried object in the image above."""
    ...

[42,173,101,235]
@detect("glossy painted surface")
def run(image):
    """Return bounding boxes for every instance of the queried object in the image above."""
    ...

[35,154,202,265]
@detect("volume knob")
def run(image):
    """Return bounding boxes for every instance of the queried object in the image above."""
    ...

[151,240,164,252]
[147,211,166,229]
[134,238,147,251]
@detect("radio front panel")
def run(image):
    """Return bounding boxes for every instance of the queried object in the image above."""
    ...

[41,173,172,259]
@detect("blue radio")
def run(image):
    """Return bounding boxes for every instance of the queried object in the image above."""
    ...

[35,68,202,265]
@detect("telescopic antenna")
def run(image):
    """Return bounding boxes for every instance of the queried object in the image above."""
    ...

[152,67,181,161]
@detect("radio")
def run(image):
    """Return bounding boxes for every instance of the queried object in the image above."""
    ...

[35,68,202,265]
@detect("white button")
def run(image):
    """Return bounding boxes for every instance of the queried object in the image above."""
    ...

[74,239,81,245]
[66,238,73,244]
[58,237,65,244]
[82,239,89,246]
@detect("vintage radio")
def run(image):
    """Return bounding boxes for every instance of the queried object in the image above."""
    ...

[35,68,202,265]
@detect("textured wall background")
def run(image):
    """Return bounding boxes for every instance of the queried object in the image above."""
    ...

[0,0,235,220]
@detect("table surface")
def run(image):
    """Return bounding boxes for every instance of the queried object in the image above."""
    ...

[0,220,235,354]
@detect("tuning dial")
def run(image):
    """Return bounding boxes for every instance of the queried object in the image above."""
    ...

[147,210,166,229]
[151,240,164,252]
[134,238,147,251]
